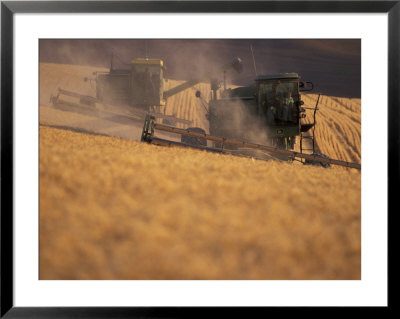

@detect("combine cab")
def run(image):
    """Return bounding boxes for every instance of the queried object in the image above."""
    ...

[96,58,165,107]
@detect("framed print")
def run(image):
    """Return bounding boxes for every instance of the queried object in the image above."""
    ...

[1,0,397,317]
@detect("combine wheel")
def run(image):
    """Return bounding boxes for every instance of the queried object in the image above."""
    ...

[181,127,207,147]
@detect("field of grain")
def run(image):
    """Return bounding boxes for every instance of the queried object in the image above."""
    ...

[39,63,361,280]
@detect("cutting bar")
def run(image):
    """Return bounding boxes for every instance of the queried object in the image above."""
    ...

[141,116,361,170]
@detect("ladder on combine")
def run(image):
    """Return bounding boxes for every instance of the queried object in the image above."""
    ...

[300,94,320,156]
[300,94,321,163]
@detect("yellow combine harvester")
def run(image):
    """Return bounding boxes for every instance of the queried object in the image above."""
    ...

[50,56,242,127]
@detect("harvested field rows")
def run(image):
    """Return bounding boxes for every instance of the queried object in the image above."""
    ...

[159,79,210,130]
[301,94,361,163]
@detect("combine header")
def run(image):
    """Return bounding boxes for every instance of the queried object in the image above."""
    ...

[141,115,361,170]
[50,87,193,126]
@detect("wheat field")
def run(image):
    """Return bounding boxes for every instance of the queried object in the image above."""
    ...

[39,63,361,280]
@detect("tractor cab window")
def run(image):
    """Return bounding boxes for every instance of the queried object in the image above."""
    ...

[258,80,299,125]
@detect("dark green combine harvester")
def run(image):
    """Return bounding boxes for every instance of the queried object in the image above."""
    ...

[207,72,313,151]
[141,57,361,170]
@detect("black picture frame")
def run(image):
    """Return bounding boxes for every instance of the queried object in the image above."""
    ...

[1,1,396,317]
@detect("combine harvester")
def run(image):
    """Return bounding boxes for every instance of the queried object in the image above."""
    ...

[140,58,361,170]
[50,55,243,128]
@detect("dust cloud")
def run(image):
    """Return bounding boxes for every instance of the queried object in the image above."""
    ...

[40,39,361,98]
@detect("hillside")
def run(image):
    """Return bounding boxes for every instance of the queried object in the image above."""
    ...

[39,63,361,280]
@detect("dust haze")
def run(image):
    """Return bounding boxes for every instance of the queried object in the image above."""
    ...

[40,39,361,98]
